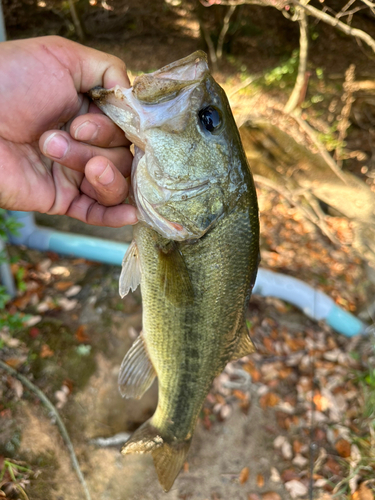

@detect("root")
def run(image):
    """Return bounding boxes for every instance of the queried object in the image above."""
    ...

[0,360,92,500]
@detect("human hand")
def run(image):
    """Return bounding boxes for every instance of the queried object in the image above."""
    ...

[0,36,137,227]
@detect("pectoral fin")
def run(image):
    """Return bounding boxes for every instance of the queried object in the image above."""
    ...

[231,321,256,360]
[157,242,194,307]
[118,332,156,399]
[119,240,141,298]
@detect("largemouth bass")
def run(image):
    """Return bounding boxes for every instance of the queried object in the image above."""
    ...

[89,52,259,491]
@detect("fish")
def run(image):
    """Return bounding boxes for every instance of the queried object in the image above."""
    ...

[88,51,260,492]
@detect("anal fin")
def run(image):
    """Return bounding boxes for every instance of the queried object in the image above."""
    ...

[231,321,256,360]
[118,332,156,399]
[119,239,141,298]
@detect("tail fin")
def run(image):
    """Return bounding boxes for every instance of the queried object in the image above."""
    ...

[121,419,191,492]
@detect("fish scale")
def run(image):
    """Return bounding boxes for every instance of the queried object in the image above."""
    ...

[88,50,260,491]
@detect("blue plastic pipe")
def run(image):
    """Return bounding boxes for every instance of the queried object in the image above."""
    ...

[253,268,365,337]
[6,211,366,337]
[8,211,129,266]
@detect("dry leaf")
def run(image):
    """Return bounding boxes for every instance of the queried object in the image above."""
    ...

[233,390,248,401]
[75,325,90,343]
[23,315,42,327]
[8,377,23,399]
[40,344,54,358]
[4,358,25,369]
[243,361,261,382]
[183,462,189,473]
[239,467,250,485]
[335,438,351,458]
[262,493,282,500]
[284,480,308,498]
[248,495,261,500]
[58,297,77,311]
[257,474,265,488]
[54,281,74,291]
[260,392,280,409]
[65,285,81,297]
[352,483,374,500]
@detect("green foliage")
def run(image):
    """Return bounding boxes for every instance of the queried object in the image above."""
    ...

[263,50,299,88]
[0,210,30,333]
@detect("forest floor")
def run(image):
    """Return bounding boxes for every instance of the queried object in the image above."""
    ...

[1,1,375,499]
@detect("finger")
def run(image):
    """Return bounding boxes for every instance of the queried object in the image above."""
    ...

[66,193,138,227]
[40,130,132,176]
[81,156,130,207]
[43,36,130,91]
[70,112,130,148]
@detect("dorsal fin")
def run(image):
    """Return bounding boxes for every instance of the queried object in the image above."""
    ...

[119,240,141,298]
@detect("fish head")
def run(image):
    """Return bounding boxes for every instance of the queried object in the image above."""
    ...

[89,52,249,240]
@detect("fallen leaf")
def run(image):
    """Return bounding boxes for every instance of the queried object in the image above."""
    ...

[40,344,54,358]
[243,361,261,382]
[284,480,308,498]
[23,315,42,327]
[260,392,280,409]
[257,474,265,488]
[270,467,281,483]
[7,377,23,399]
[75,325,90,343]
[183,462,189,473]
[281,441,293,460]
[239,467,250,485]
[50,265,70,277]
[54,281,74,291]
[352,483,374,500]
[65,285,81,297]
[325,456,341,475]
[293,454,308,468]
[55,385,69,409]
[281,469,299,482]
[313,392,329,412]
[248,495,261,500]
[220,404,232,419]
[335,438,351,458]
[57,297,78,311]
[262,493,282,500]
[233,390,248,401]
[4,358,25,369]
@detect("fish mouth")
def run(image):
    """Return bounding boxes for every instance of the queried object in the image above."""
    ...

[132,51,209,105]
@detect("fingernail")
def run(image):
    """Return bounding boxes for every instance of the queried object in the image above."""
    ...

[44,133,69,159]
[98,164,115,185]
[74,121,98,142]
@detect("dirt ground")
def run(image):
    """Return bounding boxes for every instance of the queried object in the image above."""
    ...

[1,2,375,499]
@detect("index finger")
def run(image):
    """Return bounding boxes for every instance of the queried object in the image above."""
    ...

[70,110,131,148]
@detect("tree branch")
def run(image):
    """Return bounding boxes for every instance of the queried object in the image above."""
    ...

[284,7,309,114]
[216,5,237,60]
[292,0,375,54]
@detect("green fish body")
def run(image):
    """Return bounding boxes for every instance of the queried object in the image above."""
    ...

[89,52,259,491]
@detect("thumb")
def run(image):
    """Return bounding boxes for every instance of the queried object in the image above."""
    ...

[41,36,130,91]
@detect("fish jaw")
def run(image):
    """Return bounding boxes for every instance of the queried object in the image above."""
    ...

[89,52,242,241]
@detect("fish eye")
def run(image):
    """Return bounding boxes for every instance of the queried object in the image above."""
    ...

[198,106,222,133]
